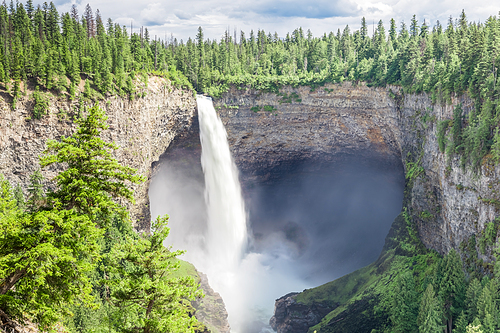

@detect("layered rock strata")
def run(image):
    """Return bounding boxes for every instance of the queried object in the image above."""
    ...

[0,77,196,232]
[215,82,495,262]
[215,84,402,184]
[212,83,499,332]
[4,77,499,333]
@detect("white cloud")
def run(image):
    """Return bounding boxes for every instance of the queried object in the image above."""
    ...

[140,3,168,25]
[51,0,500,41]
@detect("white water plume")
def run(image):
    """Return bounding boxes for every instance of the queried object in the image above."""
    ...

[197,95,249,331]
[197,95,248,269]
[149,96,404,333]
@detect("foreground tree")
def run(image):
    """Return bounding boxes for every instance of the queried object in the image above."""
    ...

[389,271,419,332]
[40,104,145,223]
[418,284,443,333]
[0,105,143,331]
[106,215,203,333]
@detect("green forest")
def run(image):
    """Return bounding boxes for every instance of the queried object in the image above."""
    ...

[2,0,500,332]
[0,1,500,168]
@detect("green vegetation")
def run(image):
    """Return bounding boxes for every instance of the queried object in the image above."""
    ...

[0,105,204,332]
[296,209,500,333]
[3,2,500,332]
[278,91,301,103]
[32,86,50,118]
[0,0,192,106]
[2,0,499,171]
[263,105,276,112]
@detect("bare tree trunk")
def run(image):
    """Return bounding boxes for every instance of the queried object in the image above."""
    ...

[0,268,26,295]
[0,307,22,333]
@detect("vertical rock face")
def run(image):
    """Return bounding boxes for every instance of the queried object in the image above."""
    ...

[211,83,500,332]
[215,84,402,184]
[194,271,231,333]
[269,293,334,333]
[0,77,196,232]
[215,82,498,259]
[5,78,499,332]
[397,92,497,257]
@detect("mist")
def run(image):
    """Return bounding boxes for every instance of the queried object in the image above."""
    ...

[245,158,404,286]
[149,147,404,333]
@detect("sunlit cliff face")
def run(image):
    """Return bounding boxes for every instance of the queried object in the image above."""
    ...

[149,124,404,332]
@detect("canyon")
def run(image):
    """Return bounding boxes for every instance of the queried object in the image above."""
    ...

[2,78,498,332]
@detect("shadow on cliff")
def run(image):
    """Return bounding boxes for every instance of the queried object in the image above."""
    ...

[245,156,405,287]
[149,128,407,332]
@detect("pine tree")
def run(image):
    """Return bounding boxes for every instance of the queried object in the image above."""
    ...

[389,271,419,332]
[466,278,483,321]
[418,284,443,333]
[438,249,466,333]
[40,104,144,222]
[84,3,95,38]
[13,184,25,211]
[106,215,203,333]
[410,15,419,37]
[454,311,469,333]
[476,280,498,324]
[0,105,145,330]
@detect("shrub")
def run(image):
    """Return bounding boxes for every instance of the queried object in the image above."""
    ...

[32,87,49,119]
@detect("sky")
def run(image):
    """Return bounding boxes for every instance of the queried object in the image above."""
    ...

[50,0,500,42]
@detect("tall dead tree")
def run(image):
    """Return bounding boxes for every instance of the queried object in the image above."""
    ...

[84,4,95,38]
[70,4,78,21]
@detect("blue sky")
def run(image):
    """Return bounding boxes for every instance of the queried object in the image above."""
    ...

[51,0,500,42]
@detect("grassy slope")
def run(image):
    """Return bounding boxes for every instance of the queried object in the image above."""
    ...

[294,213,440,333]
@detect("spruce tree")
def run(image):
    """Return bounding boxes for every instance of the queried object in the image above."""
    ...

[418,284,443,333]
[438,249,466,333]
[389,271,419,332]
[106,215,203,333]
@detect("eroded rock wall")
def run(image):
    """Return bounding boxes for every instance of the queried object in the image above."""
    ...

[215,83,402,184]
[0,77,196,232]
[215,82,498,259]
[398,92,497,257]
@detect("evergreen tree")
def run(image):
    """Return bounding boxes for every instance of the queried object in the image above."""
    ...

[437,249,466,333]
[454,311,468,333]
[389,271,419,332]
[466,278,482,321]
[106,215,203,333]
[418,284,443,333]
[40,105,144,223]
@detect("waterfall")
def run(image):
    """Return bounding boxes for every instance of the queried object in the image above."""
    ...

[197,95,248,330]
[197,95,247,269]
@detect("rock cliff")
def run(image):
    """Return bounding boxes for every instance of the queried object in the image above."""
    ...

[215,84,402,184]
[212,82,499,332]
[4,77,499,333]
[0,77,196,232]
[215,82,496,264]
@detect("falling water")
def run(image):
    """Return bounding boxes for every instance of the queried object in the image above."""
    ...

[197,95,248,330]
[151,95,404,333]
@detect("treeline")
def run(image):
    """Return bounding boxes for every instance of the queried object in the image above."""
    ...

[173,13,500,172]
[178,12,499,103]
[0,0,191,102]
[7,2,498,107]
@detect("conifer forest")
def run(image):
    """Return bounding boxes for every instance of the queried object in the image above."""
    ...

[2,1,500,332]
